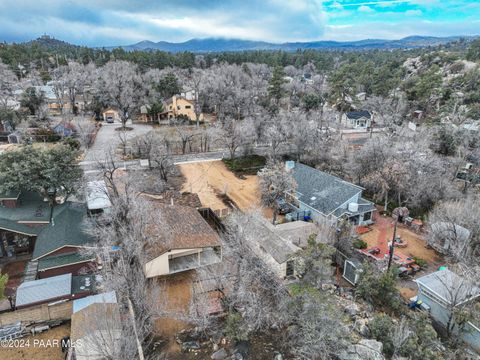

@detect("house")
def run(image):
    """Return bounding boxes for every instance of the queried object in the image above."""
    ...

[342,111,373,129]
[70,295,122,360]
[143,202,222,278]
[52,121,76,137]
[161,95,199,121]
[0,191,96,279]
[102,108,120,123]
[416,269,480,351]
[15,273,96,309]
[286,162,376,226]
[32,202,97,279]
[70,294,122,360]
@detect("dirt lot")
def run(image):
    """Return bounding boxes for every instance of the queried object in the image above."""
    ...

[178,160,261,212]
[153,271,195,354]
[0,258,30,297]
[2,323,70,360]
[361,214,442,266]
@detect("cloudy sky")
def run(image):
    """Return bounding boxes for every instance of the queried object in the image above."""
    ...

[0,0,479,46]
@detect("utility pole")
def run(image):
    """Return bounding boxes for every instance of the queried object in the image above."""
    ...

[387,207,408,272]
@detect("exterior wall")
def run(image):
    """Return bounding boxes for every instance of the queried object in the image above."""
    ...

[0,301,72,326]
[37,260,96,279]
[418,288,480,351]
[145,248,200,278]
[341,114,372,129]
[165,96,204,121]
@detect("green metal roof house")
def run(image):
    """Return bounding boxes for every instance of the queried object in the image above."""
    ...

[0,191,96,279]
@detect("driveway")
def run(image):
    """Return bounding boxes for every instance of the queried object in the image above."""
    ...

[83,121,153,163]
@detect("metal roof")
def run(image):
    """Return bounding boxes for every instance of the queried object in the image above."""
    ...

[346,111,372,120]
[73,291,117,314]
[16,273,71,307]
[416,269,480,305]
[86,181,112,211]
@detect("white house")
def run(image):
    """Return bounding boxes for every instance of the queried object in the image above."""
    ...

[286,162,376,226]
[342,111,373,129]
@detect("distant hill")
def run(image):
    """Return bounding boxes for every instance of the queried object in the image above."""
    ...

[24,35,82,52]
[104,35,476,53]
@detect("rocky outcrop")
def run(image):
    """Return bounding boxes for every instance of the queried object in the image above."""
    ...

[339,339,385,360]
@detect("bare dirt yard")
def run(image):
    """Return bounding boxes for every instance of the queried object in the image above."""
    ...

[153,271,195,354]
[361,214,442,266]
[2,323,70,360]
[178,160,261,212]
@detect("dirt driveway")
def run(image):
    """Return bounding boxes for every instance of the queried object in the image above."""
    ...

[178,160,261,212]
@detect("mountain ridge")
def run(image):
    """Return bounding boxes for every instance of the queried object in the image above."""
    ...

[103,35,476,52]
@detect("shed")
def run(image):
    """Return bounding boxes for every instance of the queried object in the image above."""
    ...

[343,258,363,285]
[16,273,72,308]
[86,181,112,214]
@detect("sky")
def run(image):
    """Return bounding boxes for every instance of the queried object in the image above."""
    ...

[0,0,479,46]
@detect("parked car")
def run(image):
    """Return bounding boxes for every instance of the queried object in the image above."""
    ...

[106,116,114,123]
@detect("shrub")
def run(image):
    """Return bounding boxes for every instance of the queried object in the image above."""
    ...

[356,262,402,313]
[413,257,427,268]
[225,311,249,341]
[353,239,367,249]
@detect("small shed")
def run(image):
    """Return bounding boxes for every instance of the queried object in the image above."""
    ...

[16,273,72,309]
[86,181,112,215]
[343,258,363,285]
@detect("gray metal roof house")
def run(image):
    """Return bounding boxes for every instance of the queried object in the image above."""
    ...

[415,269,480,352]
[287,162,375,226]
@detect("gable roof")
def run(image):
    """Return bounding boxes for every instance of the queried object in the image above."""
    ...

[16,273,72,307]
[291,163,363,216]
[0,191,69,236]
[33,203,94,259]
[73,291,117,314]
[416,269,480,306]
[146,202,221,260]
[346,111,371,120]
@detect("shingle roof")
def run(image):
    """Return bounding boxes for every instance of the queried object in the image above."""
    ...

[16,273,72,307]
[416,269,480,305]
[0,192,68,235]
[146,201,221,260]
[346,111,372,120]
[37,252,94,271]
[33,203,95,259]
[291,163,363,216]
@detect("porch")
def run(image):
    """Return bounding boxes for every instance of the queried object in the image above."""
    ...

[169,247,222,275]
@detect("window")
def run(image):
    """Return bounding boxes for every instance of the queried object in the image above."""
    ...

[363,212,372,221]
[185,105,191,109]
[286,260,294,277]
[177,106,181,110]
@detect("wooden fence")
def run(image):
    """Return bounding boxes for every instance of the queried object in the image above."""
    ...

[0,301,72,326]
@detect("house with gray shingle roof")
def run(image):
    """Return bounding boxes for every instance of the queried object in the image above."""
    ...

[286,162,375,226]
[342,110,373,129]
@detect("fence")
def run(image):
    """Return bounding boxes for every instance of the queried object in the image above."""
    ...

[0,301,72,327]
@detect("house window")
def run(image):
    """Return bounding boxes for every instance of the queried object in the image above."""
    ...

[177,106,181,110]
[363,212,372,221]
[185,105,191,109]
[169,106,172,110]
[286,260,294,277]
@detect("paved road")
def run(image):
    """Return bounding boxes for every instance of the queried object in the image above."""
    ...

[83,121,153,163]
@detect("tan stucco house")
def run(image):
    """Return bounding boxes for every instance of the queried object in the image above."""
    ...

[144,202,222,278]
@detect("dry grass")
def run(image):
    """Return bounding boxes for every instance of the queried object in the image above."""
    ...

[2,323,70,360]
